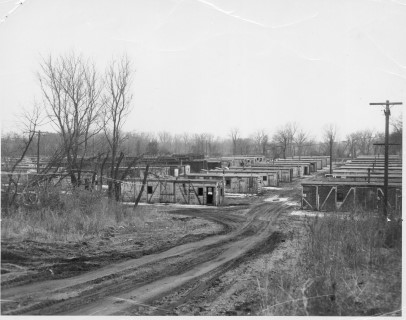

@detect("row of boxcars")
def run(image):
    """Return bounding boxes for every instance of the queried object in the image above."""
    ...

[301,155,402,213]
[120,155,328,206]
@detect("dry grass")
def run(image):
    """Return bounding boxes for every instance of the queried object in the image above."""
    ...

[260,210,402,316]
[1,188,159,242]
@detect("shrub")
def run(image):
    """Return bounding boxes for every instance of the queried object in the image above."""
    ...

[1,190,148,242]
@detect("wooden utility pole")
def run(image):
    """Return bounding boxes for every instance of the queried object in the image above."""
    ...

[370,100,402,217]
[329,137,333,174]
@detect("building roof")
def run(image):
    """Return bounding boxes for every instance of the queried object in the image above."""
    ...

[302,181,402,187]
[187,173,261,177]
[126,178,221,184]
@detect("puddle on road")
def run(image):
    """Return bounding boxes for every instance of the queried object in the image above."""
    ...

[264,197,298,206]
[264,196,288,202]
[290,210,324,217]
[225,193,257,198]
[122,202,218,209]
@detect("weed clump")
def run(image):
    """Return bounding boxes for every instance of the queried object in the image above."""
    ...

[1,188,150,242]
[260,210,401,316]
[301,210,401,316]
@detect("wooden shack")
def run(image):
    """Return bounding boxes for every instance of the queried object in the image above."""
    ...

[242,166,292,182]
[121,178,224,206]
[221,155,266,167]
[186,172,262,194]
[208,169,279,187]
[301,181,402,213]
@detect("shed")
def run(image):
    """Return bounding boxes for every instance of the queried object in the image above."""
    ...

[301,181,402,213]
[187,172,262,194]
[121,178,224,206]
[208,169,279,187]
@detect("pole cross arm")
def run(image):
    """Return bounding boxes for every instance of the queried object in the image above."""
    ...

[369,102,403,105]
[373,143,401,146]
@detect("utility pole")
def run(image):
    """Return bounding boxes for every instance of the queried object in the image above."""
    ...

[329,137,333,174]
[370,100,402,217]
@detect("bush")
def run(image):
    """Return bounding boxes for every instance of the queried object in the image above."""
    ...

[300,210,402,316]
[1,190,143,242]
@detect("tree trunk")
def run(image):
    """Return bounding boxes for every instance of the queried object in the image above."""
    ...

[134,164,149,209]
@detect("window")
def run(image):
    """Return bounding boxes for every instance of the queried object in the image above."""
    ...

[226,179,231,186]
[337,192,344,202]
[147,186,153,194]
[198,187,203,196]
[263,176,268,181]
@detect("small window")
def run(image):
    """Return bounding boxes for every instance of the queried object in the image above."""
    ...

[337,192,344,202]
[198,187,203,196]
[221,188,223,196]
[263,176,268,181]
[147,186,153,194]
[226,179,231,186]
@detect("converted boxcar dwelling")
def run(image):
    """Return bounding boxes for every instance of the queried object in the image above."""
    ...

[208,169,279,187]
[221,155,265,167]
[242,165,293,182]
[121,178,224,206]
[186,172,263,194]
[301,181,402,213]
[271,160,312,176]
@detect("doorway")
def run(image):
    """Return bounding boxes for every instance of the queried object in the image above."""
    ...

[207,187,214,204]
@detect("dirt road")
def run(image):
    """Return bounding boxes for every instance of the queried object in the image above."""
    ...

[2,179,306,315]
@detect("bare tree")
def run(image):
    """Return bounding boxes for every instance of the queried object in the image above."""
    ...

[238,137,252,155]
[252,130,268,155]
[323,124,336,174]
[390,115,402,154]
[355,129,374,156]
[102,54,134,199]
[172,134,183,154]
[272,122,298,159]
[38,52,104,186]
[344,133,359,159]
[294,129,308,159]
[181,132,190,154]
[158,131,172,154]
[272,126,289,159]
[391,116,402,134]
[2,106,43,214]
[191,133,206,155]
[229,128,240,155]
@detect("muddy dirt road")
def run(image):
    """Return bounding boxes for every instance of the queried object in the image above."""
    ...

[2,176,309,315]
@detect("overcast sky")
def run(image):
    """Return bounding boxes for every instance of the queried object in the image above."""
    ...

[0,0,405,140]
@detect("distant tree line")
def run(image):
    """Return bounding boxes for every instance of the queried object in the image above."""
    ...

[2,119,401,161]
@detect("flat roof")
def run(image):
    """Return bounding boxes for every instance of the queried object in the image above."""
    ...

[329,174,402,178]
[209,170,277,174]
[231,167,291,171]
[188,173,260,177]
[126,178,221,184]
[302,181,402,187]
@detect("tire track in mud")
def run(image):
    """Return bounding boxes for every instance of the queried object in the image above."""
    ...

[139,204,288,316]
[2,201,291,315]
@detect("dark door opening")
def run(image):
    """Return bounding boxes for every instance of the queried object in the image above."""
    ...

[304,167,308,175]
[207,187,214,204]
